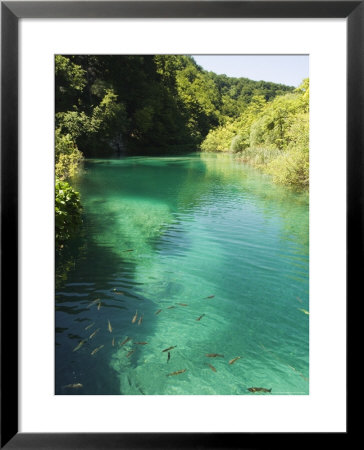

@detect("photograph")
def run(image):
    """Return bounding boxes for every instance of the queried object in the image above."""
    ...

[55,54,309,396]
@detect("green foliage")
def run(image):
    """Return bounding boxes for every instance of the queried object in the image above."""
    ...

[202,95,267,153]
[249,91,307,150]
[55,179,82,246]
[55,55,308,187]
[265,146,309,188]
[201,120,237,152]
[230,134,246,153]
[265,108,309,188]
[55,129,83,180]
[236,146,283,168]
[55,55,86,112]
[55,55,292,155]
[201,78,309,189]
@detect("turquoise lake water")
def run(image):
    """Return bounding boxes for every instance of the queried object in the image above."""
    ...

[55,153,309,395]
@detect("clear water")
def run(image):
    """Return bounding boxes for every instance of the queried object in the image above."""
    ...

[55,153,309,395]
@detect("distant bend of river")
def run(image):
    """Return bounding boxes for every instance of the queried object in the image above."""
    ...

[55,153,309,395]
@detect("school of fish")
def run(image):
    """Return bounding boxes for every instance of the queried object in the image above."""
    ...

[65,291,308,393]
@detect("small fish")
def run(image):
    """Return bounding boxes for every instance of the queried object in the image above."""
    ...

[63,383,83,389]
[91,345,104,356]
[298,308,309,315]
[123,249,134,252]
[162,346,176,352]
[111,288,125,295]
[89,328,100,339]
[167,369,186,376]
[84,322,95,331]
[196,314,205,321]
[97,301,102,310]
[107,320,112,333]
[112,337,115,347]
[126,349,135,357]
[120,336,131,346]
[72,339,86,352]
[87,298,100,308]
[135,342,148,345]
[229,356,241,365]
[204,295,215,299]
[177,303,188,307]
[206,353,224,358]
[248,387,272,393]
[131,310,138,324]
[208,363,217,372]
[167,352,170,363]
[167,306,176,309]
[138,315,144,326]
[155,309,162,315]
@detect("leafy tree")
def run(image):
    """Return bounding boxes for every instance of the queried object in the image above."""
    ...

[55,55,86,113]
[55,55,306,188]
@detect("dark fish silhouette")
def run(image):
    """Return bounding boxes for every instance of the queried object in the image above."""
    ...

[248,387,272,393]
[167,306,176,309]
[167,369,186,376]
[167,352,171,363]
[91,345,104,356]
[123,249,134,252]
[206,353,224,358]
[120,336,131,346]
[208,364,217,372]
[126,349,135,357]
[72,339,87,352]
[89,328,100,339]
[135,342,148,345]
[229,356,241,365]
[87,298,100,308]
[131,310,138,324]
[204,295,215,299]
[162,346,176,352]
[155,309,162,315]
[196,314,205,321]
[177,303,188,307]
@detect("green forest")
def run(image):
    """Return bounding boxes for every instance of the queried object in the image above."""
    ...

[55,55,309,246]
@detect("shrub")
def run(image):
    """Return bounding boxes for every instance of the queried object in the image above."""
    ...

[55,179,82,246]
[55,129,83,180]
[230,134,246,153]
[265,146,309,188]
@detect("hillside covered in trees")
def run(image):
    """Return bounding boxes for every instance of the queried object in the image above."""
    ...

[55,55,295,174]
[55,55,308,246]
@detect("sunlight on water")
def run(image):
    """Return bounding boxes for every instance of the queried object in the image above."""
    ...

[56,154,309,395]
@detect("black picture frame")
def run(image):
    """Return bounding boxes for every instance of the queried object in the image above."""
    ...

[1,1,354,448]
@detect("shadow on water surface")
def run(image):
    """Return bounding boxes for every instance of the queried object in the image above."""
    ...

[56,235,150,394]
